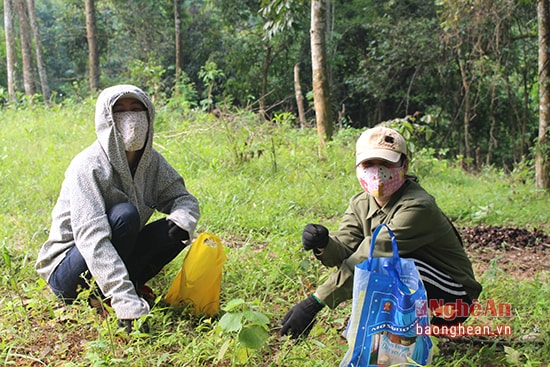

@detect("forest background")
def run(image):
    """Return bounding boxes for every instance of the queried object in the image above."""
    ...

[1,0,549,366]
[1,0,549,175]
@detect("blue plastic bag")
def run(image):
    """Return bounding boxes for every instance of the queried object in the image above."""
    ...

[340,224,432,367]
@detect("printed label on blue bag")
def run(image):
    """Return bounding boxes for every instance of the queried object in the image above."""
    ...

[366,292,420,337]
[374,332,417,365]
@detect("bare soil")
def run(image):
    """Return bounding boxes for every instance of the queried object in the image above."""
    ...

[461,225,550,279]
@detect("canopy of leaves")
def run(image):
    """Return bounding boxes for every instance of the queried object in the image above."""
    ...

[0,0,541,169]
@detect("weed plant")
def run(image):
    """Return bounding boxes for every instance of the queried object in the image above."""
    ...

[0,104,548,366]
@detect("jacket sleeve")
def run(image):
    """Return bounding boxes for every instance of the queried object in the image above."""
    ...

[68,161,149,319]
[314,238,371,309]
[153,156,200,238]
[313,193,443,309]
[313,197,371,309]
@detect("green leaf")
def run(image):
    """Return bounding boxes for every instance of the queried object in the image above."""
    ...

[235,345,250,364]
[2,248,11,269]
[238,324,269,350]
[504,346,524,365]
[222,298,245,311]
[243,310,270,325]
[218,312,243,332]
[216,339,231,363]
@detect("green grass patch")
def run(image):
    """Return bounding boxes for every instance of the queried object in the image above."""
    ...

[1,105,548,366]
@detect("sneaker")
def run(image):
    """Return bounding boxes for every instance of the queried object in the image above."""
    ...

[137,284,157,307]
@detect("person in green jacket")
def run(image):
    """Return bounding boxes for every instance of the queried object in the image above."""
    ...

[280,126,482,339]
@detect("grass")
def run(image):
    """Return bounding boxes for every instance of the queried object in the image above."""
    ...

[0,103,548,366]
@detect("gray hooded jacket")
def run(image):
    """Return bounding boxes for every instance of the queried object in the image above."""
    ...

[36,85,200,319]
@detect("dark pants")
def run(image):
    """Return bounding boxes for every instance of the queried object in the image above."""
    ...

[412,259,473,326]
[48,202,186,303]
[423,281,472,326]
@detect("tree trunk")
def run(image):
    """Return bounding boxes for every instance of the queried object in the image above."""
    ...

[85,0,99,91]
[537,0,550,191]
[174,0,183,86]
[26,0,50,104]
[14,0,36,97]
[310,0,333,148]
[259,42,271,120]
[487,83,497,166]
[294,63,306,128]
[458,55,472,170]
[3,0,17,102]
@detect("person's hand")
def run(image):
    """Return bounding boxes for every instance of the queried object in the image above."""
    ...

[118,319,149,333]
[167,220,189,242]
[302,224,329,250]
[280,295,324,339]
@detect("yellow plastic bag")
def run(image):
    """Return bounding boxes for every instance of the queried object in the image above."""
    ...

[164,232,227,316]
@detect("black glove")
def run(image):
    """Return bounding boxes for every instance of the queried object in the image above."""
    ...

[302,223,329,250]
[280,295,324,339]
[167,219,189,242]
[118,319,149,333]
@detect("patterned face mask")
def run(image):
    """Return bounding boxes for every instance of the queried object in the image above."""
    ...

[114,111,148,152]
[356,165,406,198]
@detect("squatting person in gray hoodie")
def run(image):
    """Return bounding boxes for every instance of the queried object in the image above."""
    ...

[36,84,200,331]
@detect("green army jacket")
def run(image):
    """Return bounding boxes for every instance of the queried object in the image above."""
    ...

[314,178,482,309]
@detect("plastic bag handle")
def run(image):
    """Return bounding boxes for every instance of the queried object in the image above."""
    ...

[367,224,400,272]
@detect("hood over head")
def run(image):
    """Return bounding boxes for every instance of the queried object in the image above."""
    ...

[94,85,155,177]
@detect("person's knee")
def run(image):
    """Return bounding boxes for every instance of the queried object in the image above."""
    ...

[48,272,88,304]
[48,246,90,303]
[108,202,140,234]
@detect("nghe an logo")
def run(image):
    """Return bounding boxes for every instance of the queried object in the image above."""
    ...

[415,299,428,317]
[415,299,512,320]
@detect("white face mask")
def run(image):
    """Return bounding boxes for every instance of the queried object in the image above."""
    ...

[114,111,148,151]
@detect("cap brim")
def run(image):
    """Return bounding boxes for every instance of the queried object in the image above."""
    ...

[356,149,402,166]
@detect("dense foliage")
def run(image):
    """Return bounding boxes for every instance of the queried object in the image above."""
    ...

[0,0,543,169]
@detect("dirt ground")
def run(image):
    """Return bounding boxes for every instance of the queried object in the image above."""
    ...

[460,225,550,279]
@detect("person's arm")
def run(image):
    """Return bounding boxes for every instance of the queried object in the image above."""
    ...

[68,161,149,320]
[312,194,368,267]
[153,154,200,239]
[311,195,372,308]
[313,194,438,307]
[280,194,371,337]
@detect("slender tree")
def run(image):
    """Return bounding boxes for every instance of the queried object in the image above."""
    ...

[310,0,333,148]
[26,0,50,104]
[85,0,99,91]
[259,0,308,119]
[294,63,306,128]
[438,0,521,169]
[259,42,271,119]
[14,0,36,96]
[537,0,550,191]
[3,0,17,102]
[174,0,183,85]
